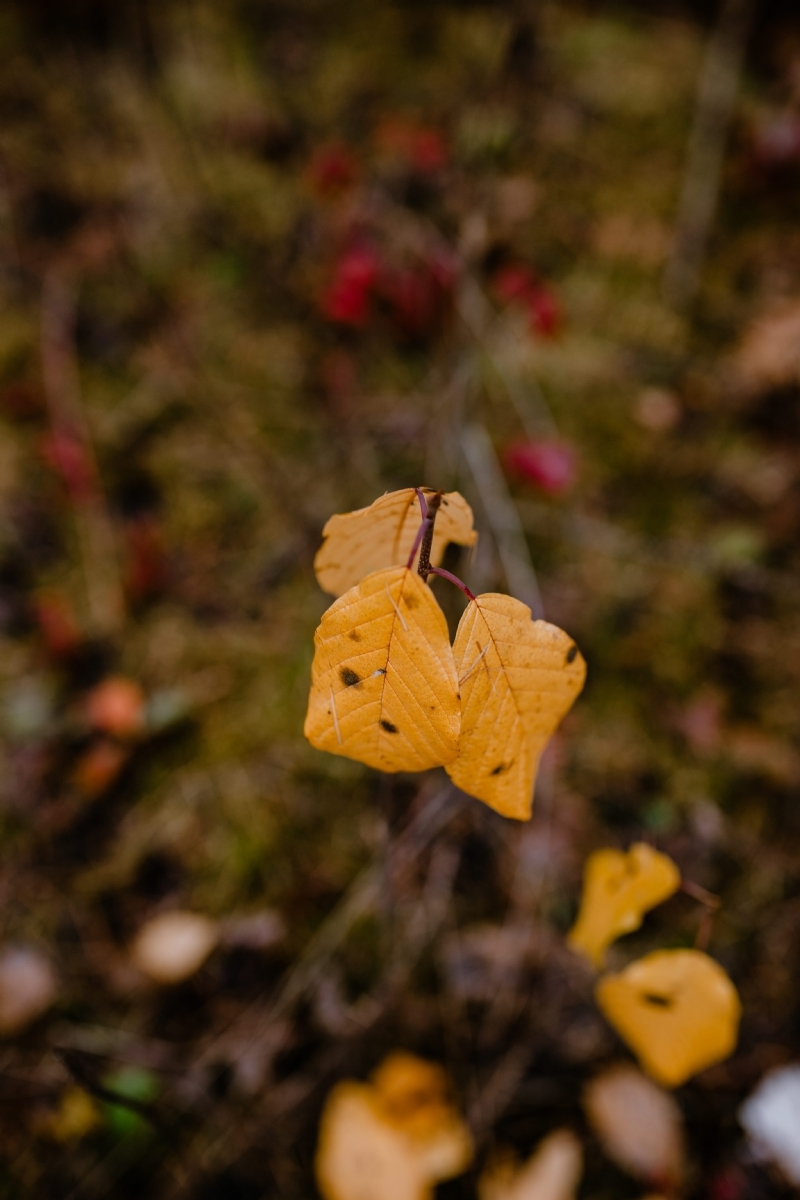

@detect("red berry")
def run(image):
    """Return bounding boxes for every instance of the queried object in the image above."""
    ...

[409,128,448,173]
[307,143,358,196]
[86,677,145,739]
[492,264,537,304]
[320,246,380,327]
[504,440,577,495]
[528,284,561,338]
[33,591,82,659]
[40,431,97,502]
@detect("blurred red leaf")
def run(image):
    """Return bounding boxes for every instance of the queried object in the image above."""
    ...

[308,143,358,196]
[492,265,562,337]
[375,118,448,173]
[72,739,129,796]
[33,591,82,659]
[124,515,167,601]
[504,440,577,495]
[528,283,561,337]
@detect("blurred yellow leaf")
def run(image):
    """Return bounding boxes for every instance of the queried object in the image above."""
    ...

[596,949,741,1088]
[41,1086,102,1142]
[446,594,585,820]
[314,488,477,597]
[568,844,681,969]
[316,1053,473,1200]
[304,566,460,772]
[479,1129,583,1200]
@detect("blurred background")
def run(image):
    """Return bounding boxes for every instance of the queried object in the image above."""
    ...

[1,0,800,1196]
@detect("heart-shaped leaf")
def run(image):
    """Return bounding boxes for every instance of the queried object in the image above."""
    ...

[445,594,585,820]
[314,488,477,597]
[304,566,460,772]
[595,949,741,1087]
[568,844,681,969]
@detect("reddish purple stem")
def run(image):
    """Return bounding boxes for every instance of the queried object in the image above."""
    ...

[405,489,430,570]
[428,566,476,601]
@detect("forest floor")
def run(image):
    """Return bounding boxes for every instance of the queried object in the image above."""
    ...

[1,1,800,1197]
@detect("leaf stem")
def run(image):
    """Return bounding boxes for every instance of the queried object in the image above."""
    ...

[427,566,476,601]
[406,487,475,600]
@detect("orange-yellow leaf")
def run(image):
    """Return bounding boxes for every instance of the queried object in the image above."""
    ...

[595,949,741,1088]
[479,1130,583,1200]
[446,594,585,820]
[316,1053,473,1200]
[568,844,681,969]
[314,488,477,597]
[304,566,460,772]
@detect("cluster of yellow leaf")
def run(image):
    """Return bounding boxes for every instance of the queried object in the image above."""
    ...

[315,1052,473,1200]
[305,489,586,820]
[568,844,741,1087]
[317,1053,585,1200]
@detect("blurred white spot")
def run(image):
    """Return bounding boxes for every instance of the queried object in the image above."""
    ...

[739,1064,800,1186]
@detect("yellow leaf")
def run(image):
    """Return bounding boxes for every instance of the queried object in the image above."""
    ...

[314,488,477,597]
[568,844,681,969]
[595,949,741,1088]
[40,1086,103,1142]
[316,1054,473,1200]
[446,594,585,820]
[304,566,460,772]
[479,1130,583,1200]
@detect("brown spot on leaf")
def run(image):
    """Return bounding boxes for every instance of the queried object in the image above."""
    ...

[642,992,672,1008]
[380,719,399,734]
[566,644,578,664]
[340,667,361,688]
[490,761,513,776]
[348,630,361,641]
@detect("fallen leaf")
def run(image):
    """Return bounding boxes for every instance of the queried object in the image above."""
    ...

[446,594,585,820]
[739,1063,800,1186]
[40,1086,103,1141]
[316,1053,472,1200]
[584,1064,684,1186]
[304,566,460,772]
[0,944,58,1035]
[596,949,741,1087]
[479,1129,583,1200]
[568,844,681,969]
[131,912,219,985]
[314,488,477,598]
[734,301,800,393]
